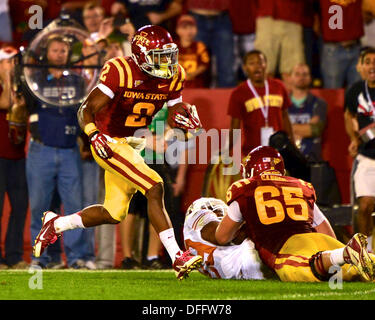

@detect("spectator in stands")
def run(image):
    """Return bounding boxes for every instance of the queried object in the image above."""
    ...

[227,50,294,158]
[0,48,29,269]
[318,0,363,88]
[254,0,306,87]
[25,35,89,269]
[288,63,327,162]
[229,0,257,83]
[82,1,106,37]
[82,1,134,58]
[344,47,375,253]
[362,0,375,48]
[301,0,321,84]
[175,15,210,88]
[110,0,183,33]
[186,0,236,88]
[0,0,13,44]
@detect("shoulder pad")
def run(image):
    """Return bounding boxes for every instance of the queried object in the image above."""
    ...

[226,178,252,205]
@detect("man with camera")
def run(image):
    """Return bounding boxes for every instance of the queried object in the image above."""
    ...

[25,35,92,269]
[0,47,29,269]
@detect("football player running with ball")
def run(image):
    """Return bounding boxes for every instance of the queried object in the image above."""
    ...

[214,146,375,282]
[33,25,203,279]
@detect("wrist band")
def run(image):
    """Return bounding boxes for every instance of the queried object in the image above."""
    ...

[84,123,98,137]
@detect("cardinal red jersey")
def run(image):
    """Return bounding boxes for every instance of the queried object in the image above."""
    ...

[176,41,210,88]
[95,56,185,138]
[226,173,316,268]
[227,78,291,156]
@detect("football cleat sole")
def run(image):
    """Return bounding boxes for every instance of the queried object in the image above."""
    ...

[175,255,203,281]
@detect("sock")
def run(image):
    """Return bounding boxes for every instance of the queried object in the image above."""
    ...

[367,236,373,252]
[54,213,85,233]
[147,255,158,261]
[159,228,181,262]
[329,248,345,266]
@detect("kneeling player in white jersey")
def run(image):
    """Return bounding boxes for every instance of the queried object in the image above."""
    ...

[183,197,268,280]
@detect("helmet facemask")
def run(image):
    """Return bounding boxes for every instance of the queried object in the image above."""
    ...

[140,43,178,79]
[186,197,228,220]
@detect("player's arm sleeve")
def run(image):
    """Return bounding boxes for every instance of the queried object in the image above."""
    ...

[96,59,121,99]
[227,201,244,223]
[312,203,328,227]
[215,200,244,245]
[313,203,337,238]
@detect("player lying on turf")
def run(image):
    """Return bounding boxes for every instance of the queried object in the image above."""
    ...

[183,197,272,280]
[32,25,203,279]
[213,146,375,282]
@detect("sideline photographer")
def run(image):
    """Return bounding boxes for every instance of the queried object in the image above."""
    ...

[0,47,29,269]
[23,34,91,269]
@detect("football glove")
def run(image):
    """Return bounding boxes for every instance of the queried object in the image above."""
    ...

[173,104,202,131]
[89,131,114,159]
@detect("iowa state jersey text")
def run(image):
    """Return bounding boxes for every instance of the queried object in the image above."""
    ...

[95,56,185,137]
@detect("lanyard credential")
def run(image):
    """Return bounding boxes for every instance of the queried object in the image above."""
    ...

[247,79,270,126]
[365,81,375,115]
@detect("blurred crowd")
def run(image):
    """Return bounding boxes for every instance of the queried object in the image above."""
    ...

[0,0,374,270]
[1,0,374,89]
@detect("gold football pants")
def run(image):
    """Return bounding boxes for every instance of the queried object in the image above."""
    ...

[274,233,359,282]
[91,137,162,221]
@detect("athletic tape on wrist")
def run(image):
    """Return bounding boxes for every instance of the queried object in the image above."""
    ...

[84,123,98,137]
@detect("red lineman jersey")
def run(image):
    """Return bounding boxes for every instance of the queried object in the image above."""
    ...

[95,56,185,138]
[226,173,317,268]
[227,78,291,156]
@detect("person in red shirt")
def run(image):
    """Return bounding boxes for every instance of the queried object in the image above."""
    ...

[229,0,257,82]
[254,0,306,85]
[227,50,294,157]
[0,48,29,269]
[175,15,210,88]
[318,0,363,88]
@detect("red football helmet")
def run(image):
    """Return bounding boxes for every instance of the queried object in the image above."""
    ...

[241,146,285,178]
[131,25,178,79]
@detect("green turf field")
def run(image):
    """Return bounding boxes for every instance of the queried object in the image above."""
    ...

[0,269,374,300]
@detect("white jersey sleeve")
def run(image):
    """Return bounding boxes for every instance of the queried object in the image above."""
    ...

[227,201,244,223]
[185,209,221,232]
[183,208,265,280]
[312,203,328,227]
